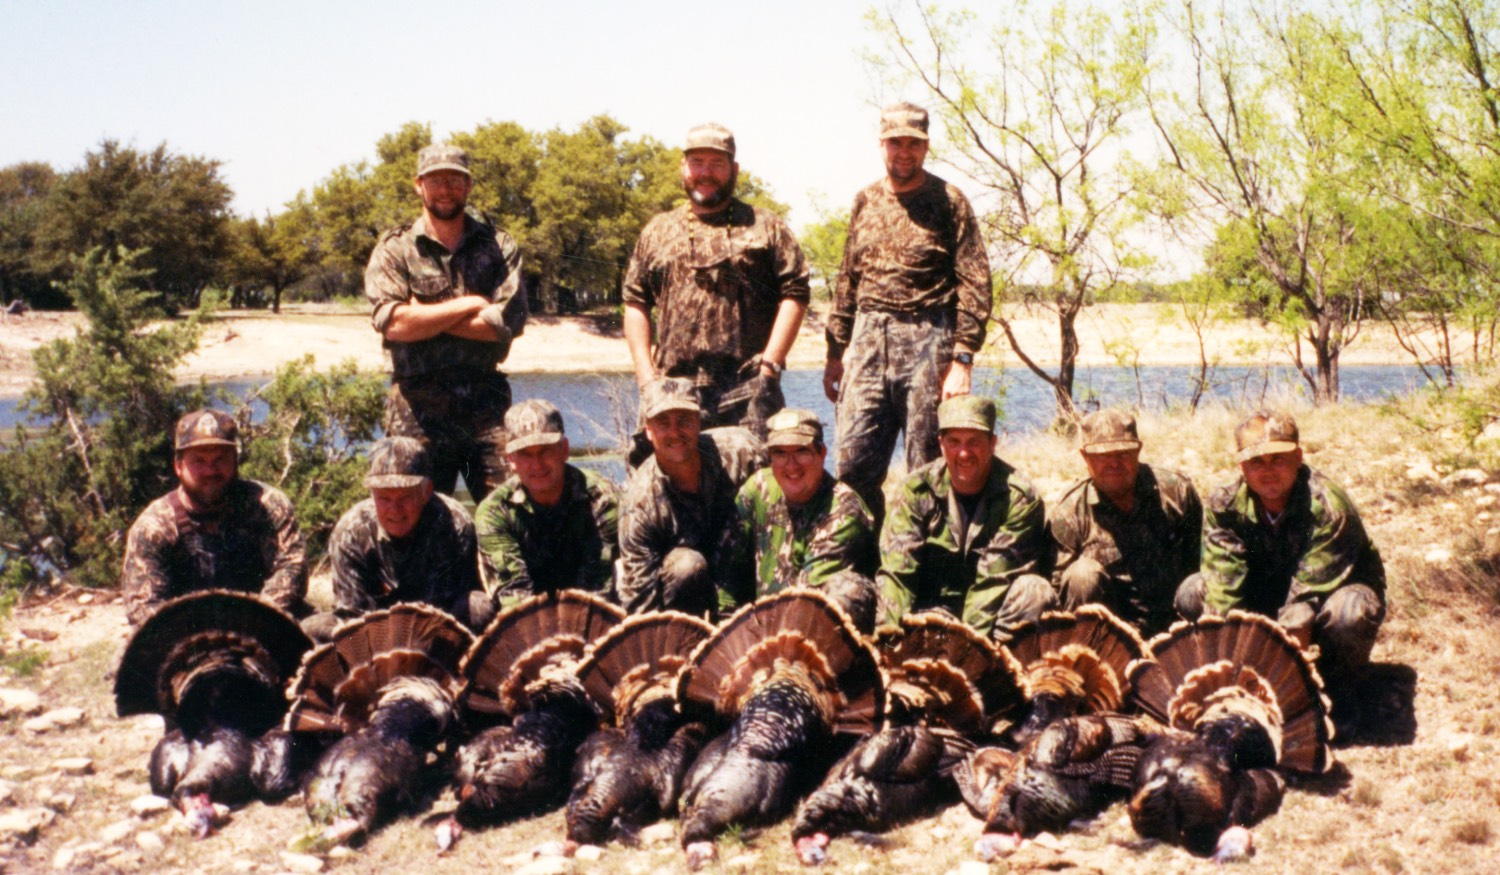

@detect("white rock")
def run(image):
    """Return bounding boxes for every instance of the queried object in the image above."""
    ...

[1031,831,1064,850]
[0,688,42,717]
[43,792,76,813]
[0,808,55,844]
[0,779,15,806]
[45,707,86,728]
[574,844,603,861]
[135,831,164,853]
[22,715,55,734]
[0,766,31,779]
[638,822,677,845]
[77,593,94,604]
[130,795,171,818]
[1476,496,1497,509]
[957,863,991,875]
[513,858,572,875]
[101,818,137,843]
[725,852,761,868]
[278,851,326,873]
[1405,460,1439,481]
[1425,547,1453,564]
[51,847,79,870]
[1477,422,1500,446]
[1445,468,1489,486]
[53,758,93,776]
[1485,483,1500,494]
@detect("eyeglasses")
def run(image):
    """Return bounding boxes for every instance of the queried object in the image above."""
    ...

[769,446,820,465]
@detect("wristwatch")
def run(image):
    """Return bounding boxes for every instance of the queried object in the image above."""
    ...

[761,359,784,377]
[953,351,975,366]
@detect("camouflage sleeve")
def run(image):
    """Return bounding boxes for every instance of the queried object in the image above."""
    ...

[1046,482,1090,582]
[620,217,662,309]
[121,502,174,626]
[963,480,1050,633]
[770,215,812,303]
[875,478,933,626]
[451,505,483,598]
[826,190,867,359]
[479,229,527,347]
[576,473,621,593]
[1289,483,1370,604]
[473,490,537,604]
[364,232,410,334]
[1175,479,1204,583]
[799,489,877,589]
[616,487,672,613]
[328,510,380,617]
[1201,488,1252,614]
[258,488,307,614]
[948,188,992,353]
[706,427,769,489]
[715,481,760,613]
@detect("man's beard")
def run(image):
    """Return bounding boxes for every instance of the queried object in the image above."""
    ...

[685,170,736,209]
[425,195,467,221]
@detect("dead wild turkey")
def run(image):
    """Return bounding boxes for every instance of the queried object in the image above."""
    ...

[285,603,473,846]
[114,591,315,837]
[1124,611,1333,855]
[1006,605,1145,743]
[565,611,715,844]
[675,590,884,867]
[450,590,623,825]
[789,612,1028,853]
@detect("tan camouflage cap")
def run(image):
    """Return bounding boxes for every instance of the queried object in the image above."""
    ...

[1234,411,1300,462]
[766,408,824,448]
[505,399,566,454]
[937,395,996,434]
[641,376,701,420]
[174,409,239,453]
[416,143,471,178]
[1079,409,1142,454]
[684,122,736,158]
[364,436,432,489]
[880,102,930,140]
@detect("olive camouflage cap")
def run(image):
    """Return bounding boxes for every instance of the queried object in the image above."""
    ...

[364,436,432,489]
[641,376,702,420]
[1079,409,1142,454]
[1234,411,1300,462]
[505,399,566,454]
[684,122,736,158]
[416,143,471,178]
[766,408,823,448]
[937,395,996,434]
[880,101,930,140]
[174,409,239,453]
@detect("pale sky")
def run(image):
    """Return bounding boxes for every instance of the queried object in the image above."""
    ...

[0,0,909,232]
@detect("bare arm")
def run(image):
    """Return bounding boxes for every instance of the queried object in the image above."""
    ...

[383,295,489,343]
[624,302,657,387]
[760,298,806,376]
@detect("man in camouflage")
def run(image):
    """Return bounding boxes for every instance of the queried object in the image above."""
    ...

[303,437,491,640]
[824,102,993,521]
[122,410,307,625]
[718,408,878,628]
[622,123,809,443]
[617,377,767,617]
[1048,409,1202,637]
[1179,412,1385,708]
[878,395,1056,642]
[365,142,527,499]
[475,399,620,607]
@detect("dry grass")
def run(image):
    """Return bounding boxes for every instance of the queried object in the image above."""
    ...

[5,389,1500,874]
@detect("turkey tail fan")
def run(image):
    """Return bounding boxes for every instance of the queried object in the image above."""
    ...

[875,612,1029,732]
[575,611,714,727]
[115,591,311,728]
[284,604,472,734]
[1127,611,1333,773]
[677,590,885,734]
[1009,605,1146,687]
[1007,606,1145,723]
[460,590,625,718]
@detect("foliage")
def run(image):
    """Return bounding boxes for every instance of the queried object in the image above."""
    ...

[0,161,60,308]
[235,356,386,561]
[799,204,849,303]
[223,206,319,313]
[0,247,209,589]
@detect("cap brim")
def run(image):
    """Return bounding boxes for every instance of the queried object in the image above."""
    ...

[1082,440,1142,455]
[176,438,237,452]
[505,432,564,455]
[1236,440,1299,462]
[418,163,471,177]
[645,401,702,420]
[880,127,929,140]
[767,433,817,448]
[364,474,429,489]
[938,419,993,433]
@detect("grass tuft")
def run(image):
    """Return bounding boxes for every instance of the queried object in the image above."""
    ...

[1452,819,1492,845]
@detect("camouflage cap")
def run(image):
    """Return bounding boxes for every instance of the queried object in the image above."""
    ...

[880,101,930,140]
[416,143,471,178]
[766,408,823,448]
[364,436,432,489]
[1079,409,1142,454]
[684,122,736,158]
[174,409,238,453]
[937,395,996,434]
[504,399,566,454]
[641,376,701,420]
[1234,411,1300,462]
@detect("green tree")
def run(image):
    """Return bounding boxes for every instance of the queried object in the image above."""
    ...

[0,162,58,308]
[224,206,318,313]
[799,205,850,304]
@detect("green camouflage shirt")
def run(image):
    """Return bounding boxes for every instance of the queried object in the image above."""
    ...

[617,427,768,613]
[1201,465,1385,616]
[718,468,877,608]
[621,200,809,388]
[365,211,527,381]
[827,172,992,358]
[878,457,1052,636]
[1048,464,1201,631]
[328,492,481,617]
[475,464,620,604]
[122,479,307,626]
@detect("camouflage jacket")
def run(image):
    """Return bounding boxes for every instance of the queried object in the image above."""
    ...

[475,464,620,605]
[1201,465,1385,616]
[1048,465,1202,630]
[365,211,527,381]
[328,492,481,618]
[617,427,768,613]
[878,457,1052,637]
[827,173,992,359]
[122,479,307,625]
[622,200,810,388]
[718,469,877,608]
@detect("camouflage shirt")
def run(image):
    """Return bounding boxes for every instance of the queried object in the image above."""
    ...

[617,427,768,613]
[328,492,481,618]
[475,464,620,605]
[365,211,527,381]
[1201,465,1385,616]
[622,200,810,388]
[827,173,992,359]
[122,479,307,625]
[1048,465,1203,629]
[878,457,1052,637]
[718,469,877,608]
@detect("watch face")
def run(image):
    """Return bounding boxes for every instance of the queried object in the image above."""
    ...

[955,352,974,365]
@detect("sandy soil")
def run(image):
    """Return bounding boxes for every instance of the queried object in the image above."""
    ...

[0,302,1431,397]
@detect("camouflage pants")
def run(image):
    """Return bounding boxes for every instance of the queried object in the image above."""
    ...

[835,309,954,522]
[1060,556,1179,639]
[385,373,511,501]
